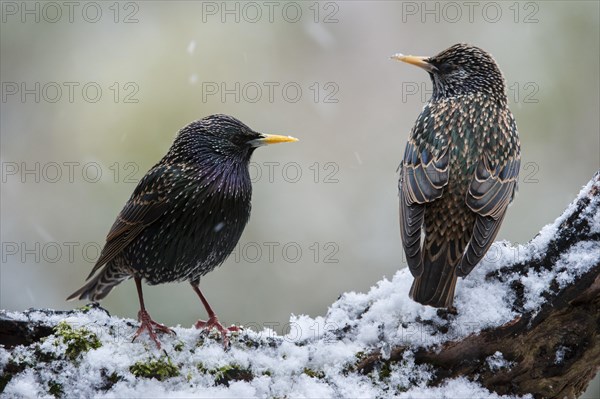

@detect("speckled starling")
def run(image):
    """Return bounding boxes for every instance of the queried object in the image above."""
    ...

[67,114,298,347]
[393,44,521,308]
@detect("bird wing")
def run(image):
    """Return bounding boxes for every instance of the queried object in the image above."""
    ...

[399,129,450,277]
[459,117,520,277]
[85,164,182,280]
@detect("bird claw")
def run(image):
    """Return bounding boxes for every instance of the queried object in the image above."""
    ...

[133,310,175,349]
[194,316,239,347]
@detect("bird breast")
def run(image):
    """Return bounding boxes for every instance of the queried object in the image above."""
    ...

[131,168,252,285]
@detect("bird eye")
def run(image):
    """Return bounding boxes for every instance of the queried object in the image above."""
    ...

[437,63,456,74]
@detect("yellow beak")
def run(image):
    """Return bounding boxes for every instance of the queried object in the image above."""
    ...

[391,53,437,73]
[249,134,299,147]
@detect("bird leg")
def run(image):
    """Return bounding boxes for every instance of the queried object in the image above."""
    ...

[132,277,174,349]
[191,283,239,345]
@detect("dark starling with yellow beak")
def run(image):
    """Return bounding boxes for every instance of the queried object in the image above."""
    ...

[393,44,521,309]
[68,114,298,347]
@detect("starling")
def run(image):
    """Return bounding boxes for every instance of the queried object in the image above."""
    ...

[67,114,298,347]
[393,44,521,308]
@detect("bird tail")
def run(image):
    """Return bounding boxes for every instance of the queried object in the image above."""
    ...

[409,241,459,308]
[66,265,129,302]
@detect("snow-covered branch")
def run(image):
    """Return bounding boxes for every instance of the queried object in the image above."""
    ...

[1,172,599,398]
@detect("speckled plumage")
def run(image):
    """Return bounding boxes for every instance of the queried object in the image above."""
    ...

[68,114,297,347]
[396,44,521,308]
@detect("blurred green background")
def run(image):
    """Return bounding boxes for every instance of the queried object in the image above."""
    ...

[1,1,598,395]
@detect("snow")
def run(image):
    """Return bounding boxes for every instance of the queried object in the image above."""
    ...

[187,41,196,55]
[396,377,533,399]
[1,178,598,398]
[0,295,530,398]
[2,370,48,399]
[590,209,600,234]
[554,346,567,365]
[521,240,600,312]
[0,349,10,371]
[486,351,514,371]
[303,22,335,49]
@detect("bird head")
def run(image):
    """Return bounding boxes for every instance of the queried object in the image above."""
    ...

[167,114,298,164]
[392,43,506,101]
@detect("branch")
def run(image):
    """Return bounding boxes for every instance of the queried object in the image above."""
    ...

[355,172,600,398]
[1,173,599,398]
